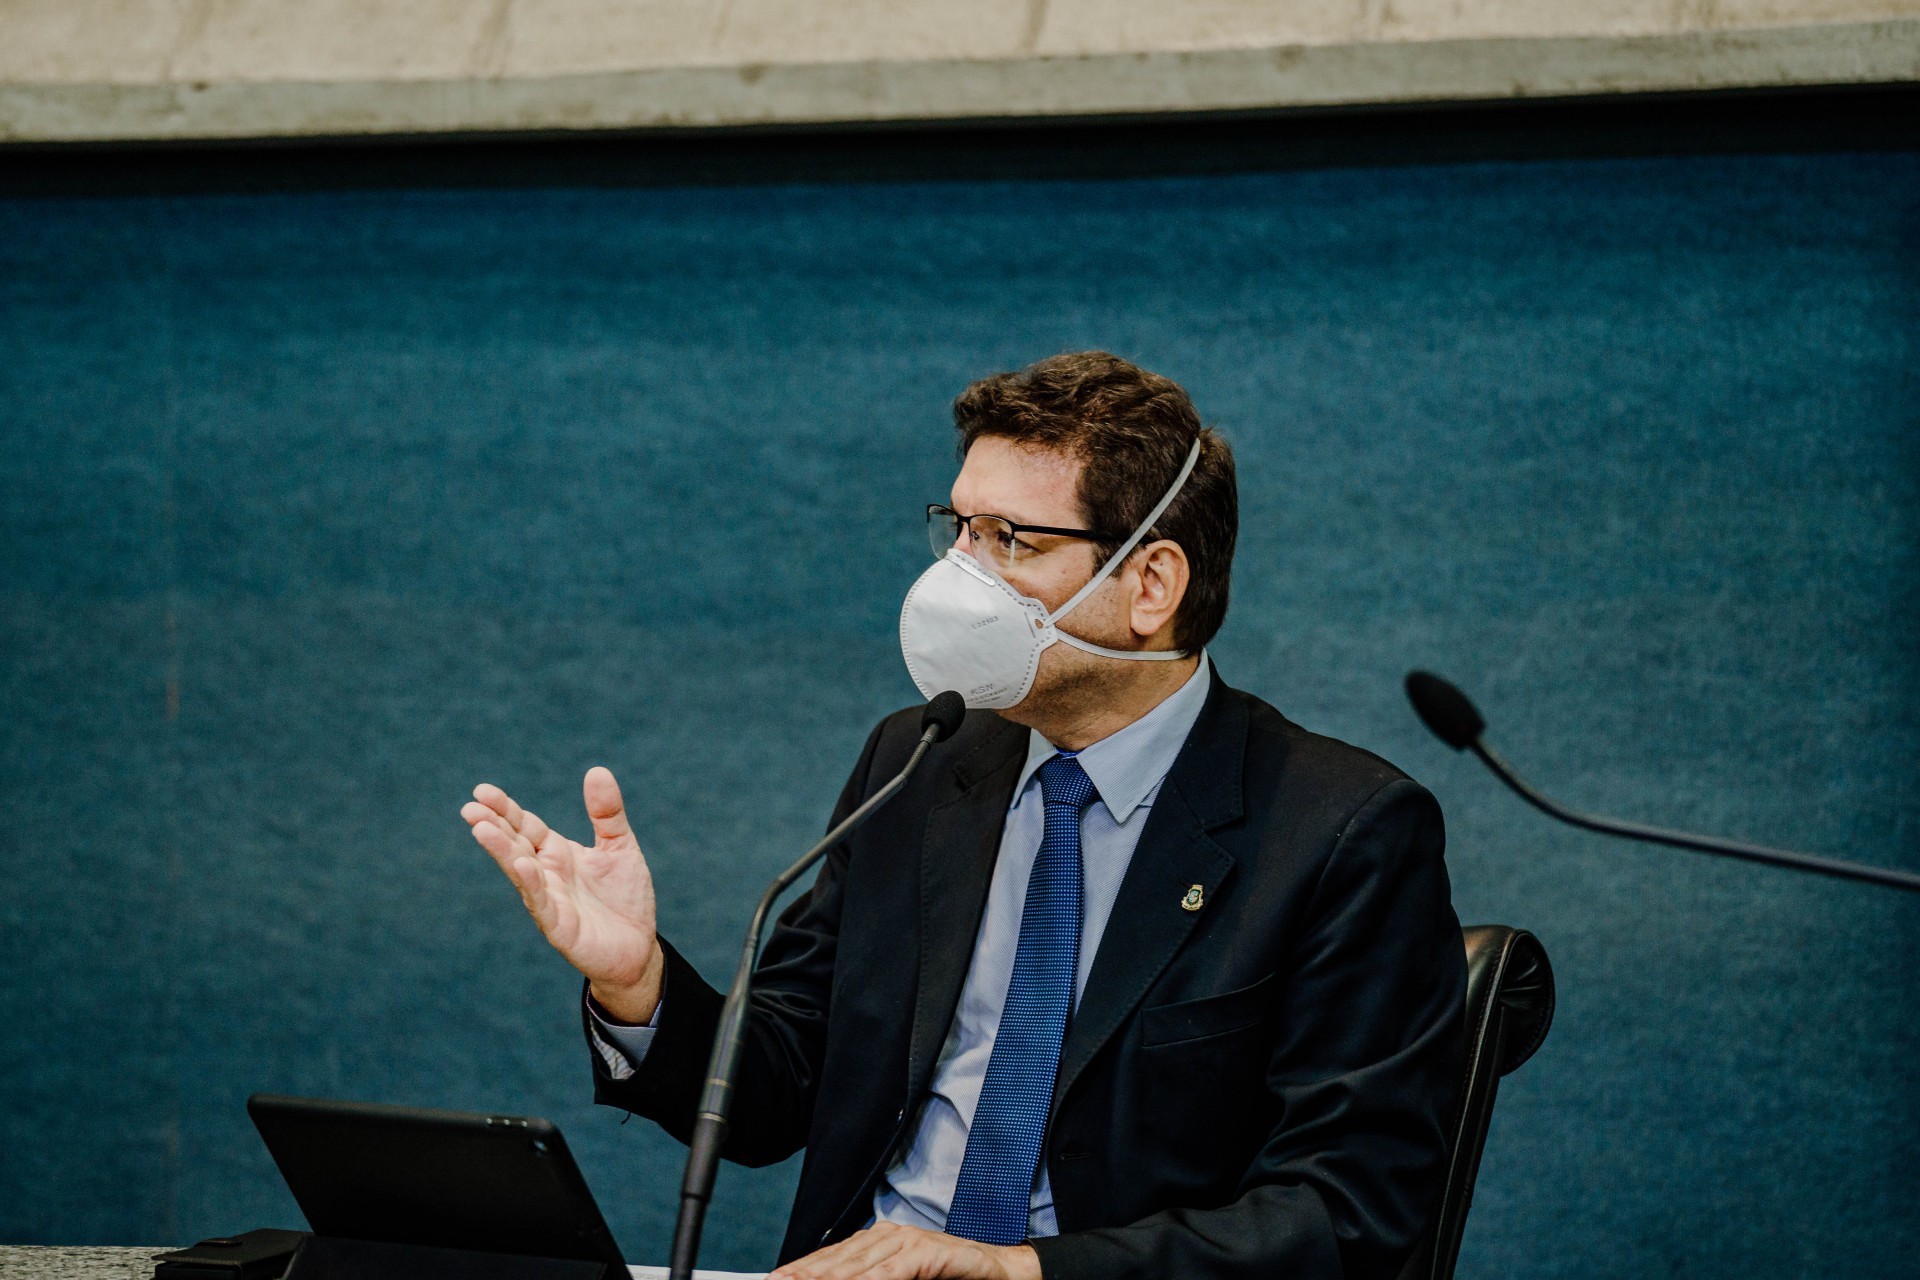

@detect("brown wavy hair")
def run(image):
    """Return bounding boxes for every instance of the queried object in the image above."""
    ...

[952,351,1237,652]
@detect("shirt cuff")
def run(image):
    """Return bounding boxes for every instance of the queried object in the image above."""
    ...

[585,989,662,1081]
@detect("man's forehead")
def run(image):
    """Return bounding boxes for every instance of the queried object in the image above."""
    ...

[949,437,1083,523]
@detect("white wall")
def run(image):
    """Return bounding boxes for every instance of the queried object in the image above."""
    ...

[3,1,1917,142]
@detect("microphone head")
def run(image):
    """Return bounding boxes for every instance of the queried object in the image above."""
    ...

[1405,670,1485,750]
[921,691,968,744]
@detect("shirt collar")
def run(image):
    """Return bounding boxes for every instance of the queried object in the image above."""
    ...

[1013,652,1213,825]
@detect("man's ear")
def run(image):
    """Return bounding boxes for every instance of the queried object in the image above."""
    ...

[1128,539,1190,647]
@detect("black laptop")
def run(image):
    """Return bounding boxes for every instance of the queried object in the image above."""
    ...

[247,1093,626,1270]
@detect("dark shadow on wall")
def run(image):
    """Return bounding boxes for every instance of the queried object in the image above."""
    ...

[2,83,1916,198]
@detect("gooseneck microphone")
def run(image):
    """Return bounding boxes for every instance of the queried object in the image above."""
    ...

[1404,670,1920,894]
[667,691,968,1280]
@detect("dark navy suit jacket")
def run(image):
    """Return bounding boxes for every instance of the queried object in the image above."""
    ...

[590,674,1467,1280]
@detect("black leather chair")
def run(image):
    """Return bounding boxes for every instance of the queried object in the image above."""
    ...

[1396,925,1556,1280]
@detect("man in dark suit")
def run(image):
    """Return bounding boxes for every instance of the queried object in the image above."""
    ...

[464,353,1466,1279]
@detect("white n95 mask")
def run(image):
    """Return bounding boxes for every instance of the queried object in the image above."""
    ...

[899,438,1202,709]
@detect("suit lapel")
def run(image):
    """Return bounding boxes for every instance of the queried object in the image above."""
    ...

[1053,681,1248,1107]
[908,719,1026,1102]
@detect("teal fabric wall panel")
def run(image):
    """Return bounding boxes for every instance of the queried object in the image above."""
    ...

[2,152,1915,1276]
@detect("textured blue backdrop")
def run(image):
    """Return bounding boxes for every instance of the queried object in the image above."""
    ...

[1,151,1915,1277]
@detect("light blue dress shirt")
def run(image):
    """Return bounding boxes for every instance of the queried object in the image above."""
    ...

[591,656,1213,1241]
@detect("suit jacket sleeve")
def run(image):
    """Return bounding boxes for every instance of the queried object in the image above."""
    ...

[584,714,890,1168]
[1028,777,1467,1280]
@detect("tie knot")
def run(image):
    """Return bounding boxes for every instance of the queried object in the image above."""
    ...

[1038,752,1097,810]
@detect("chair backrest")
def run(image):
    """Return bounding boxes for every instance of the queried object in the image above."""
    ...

[1395,925,1555,1280]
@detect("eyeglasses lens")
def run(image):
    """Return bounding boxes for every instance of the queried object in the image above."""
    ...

[968,517,1016,571]
[926,508,1017,571]
[927,507,963,562]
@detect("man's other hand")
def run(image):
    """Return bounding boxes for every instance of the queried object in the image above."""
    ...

[461,766,665,1023]
[767,1223,1041,1280]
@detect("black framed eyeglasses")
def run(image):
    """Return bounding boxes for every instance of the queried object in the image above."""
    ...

[925,503,1112,572]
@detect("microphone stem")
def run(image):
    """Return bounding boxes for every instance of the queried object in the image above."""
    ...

[1471,741,1920,894]
[667,728,941,1280]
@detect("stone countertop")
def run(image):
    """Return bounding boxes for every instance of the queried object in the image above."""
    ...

[0,1247,173,1279]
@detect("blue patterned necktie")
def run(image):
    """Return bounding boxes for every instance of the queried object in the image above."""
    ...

[944,751,1095,1245]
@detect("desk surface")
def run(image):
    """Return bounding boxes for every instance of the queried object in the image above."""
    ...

[0,1246,168,1278]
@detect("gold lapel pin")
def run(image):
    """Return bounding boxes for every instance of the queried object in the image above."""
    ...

[1180,884,1205,912]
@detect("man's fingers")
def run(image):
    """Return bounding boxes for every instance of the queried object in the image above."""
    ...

[772,1226,916,1280]
[469,821,567,940]
[522,809,554,845]
[472,783,557,844]
[511,855,557,926]
[805,1238,885,1280]
[469,819,525,874]
[472,822,548,908]
[582,766,634,845]
[466,805,539,865]
[469,786,556,852]
[471,819,557,896]
[462,799,510,834]
[471,782,526,827]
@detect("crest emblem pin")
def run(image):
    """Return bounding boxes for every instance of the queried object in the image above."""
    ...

[1180,884,1205,912]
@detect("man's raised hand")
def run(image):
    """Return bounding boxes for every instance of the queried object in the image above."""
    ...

[462,766,666,1023]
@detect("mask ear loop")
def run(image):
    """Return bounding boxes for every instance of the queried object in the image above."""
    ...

[1043,437,1204,659]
